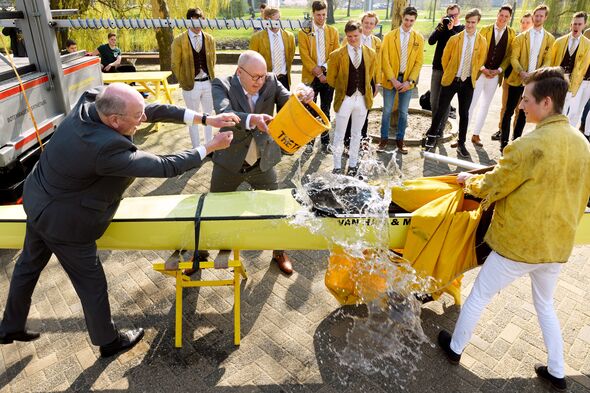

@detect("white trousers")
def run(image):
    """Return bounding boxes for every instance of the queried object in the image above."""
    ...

[182,80,214,147]
[468,74,498,136]
[566,80,590,133]
[450,251,565,378]
[332,94,367,169]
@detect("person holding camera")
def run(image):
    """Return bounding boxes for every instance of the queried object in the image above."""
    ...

[427,4,464,136]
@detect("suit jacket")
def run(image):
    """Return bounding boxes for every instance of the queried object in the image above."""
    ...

[506,28,555,86]
[298,24,340,84]
[211,74,290,173]
[171,30,216,91]
[249,29,296,84]
[441,30,488,88]
[549,34,590,95]
[23,88,204,244]
[380,28,424,90]
[327,45,377,112]
[478,24,516,73]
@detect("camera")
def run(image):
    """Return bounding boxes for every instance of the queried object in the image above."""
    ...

[442,15,453,26]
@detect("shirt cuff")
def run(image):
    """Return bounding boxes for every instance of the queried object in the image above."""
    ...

[184,109,199,125]
[245,114,253,130]
[497,67,503,73]
[196,146,207,160]
[480,65,486,71]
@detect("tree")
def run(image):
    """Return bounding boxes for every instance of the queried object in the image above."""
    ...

[151,0,173,74]
[327,0,335,24]
[49,0,91,49]
[390,0,409,30]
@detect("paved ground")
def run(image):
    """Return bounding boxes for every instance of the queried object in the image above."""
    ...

[1,64,589,393]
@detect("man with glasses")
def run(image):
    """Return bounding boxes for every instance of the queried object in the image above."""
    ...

[427,3,464,137]
[171,7,217,148]
[0,83,237,358]
[208,51,314,275]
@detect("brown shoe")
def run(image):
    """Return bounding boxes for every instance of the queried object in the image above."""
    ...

[272,252,293,275]
[396,140,408,154]
[377,139,388,151]
[450,141,459,148]
[471,135,483,147]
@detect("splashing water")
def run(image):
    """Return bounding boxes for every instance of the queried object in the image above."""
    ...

[292,144,437,383]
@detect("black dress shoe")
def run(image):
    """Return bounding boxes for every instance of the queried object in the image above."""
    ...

[456,143,470,157]
[100,328,145,358]
[535,364,567,392]
[491,130,501,141]
[0,330,40,344]
[423,135,438,151]
[437,330,461,365]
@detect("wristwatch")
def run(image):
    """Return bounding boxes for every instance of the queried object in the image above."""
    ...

[201,113,208,126]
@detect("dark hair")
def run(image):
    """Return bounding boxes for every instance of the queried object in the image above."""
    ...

[499,4,513,15]
[107,32,116,39]
[403,6,418,18]
[186,7,204,19]
[65,39,77,47]
[259,3,267,9]
[446,3,460,13]
[533,4,549,16]
[573,11,587,23]
[521,12,532,20]
[311,0,327,12]
[465,8,482,22]
[344,20,362,33]
[523,67,568,114]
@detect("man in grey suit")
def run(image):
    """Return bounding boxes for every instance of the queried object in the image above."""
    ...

[0,83,237,357]
[208,50,314,275]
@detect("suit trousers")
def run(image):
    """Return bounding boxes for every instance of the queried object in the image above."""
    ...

[277,74,290,91]
[450,251,564,378]
[0,222,118,346]
[501,85,527,149]
[182,81,214,148]
[427,78,474,144]
[333,94,367,169]
[566,80,590,130]
[497,80,520,130]
[468,74,499,136]
[430,69,451,134]
[310,77,334,146]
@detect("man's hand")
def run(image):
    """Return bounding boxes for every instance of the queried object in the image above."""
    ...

[250,113,273,132]
[318,74,328,83]
[294,84,315,103]
[440,16,453,30]
[204,131,233,155]
[373,84,380,97]
[456,171,473,185]
[312,65,323,77]
[398,81,411,93]
[392,78,402,90]
[201,112,240,128]
[519,71,529,80]
[104,64,112,72]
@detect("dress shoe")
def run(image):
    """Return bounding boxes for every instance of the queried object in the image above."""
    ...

[0,330,40,344]
[332,168,343,175]
[100,328,144,358]
[491,130,502,140]
[471,135,483,147]
[423,134,438,150]
[449,106,457,119]
[450,141,458,148]
[346,166,358,177]
[377,139,388,151]
[437,330,461,365]
[534,364,567,392]
[395,140,408,154]
[272,252,293,275]
[304,144,314,154]
[321,144,331,154]
[456,143,469,157]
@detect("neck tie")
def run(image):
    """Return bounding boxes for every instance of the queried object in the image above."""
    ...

[272,33,283,74]
[352,46,361,69]
[245,94,259,165]
[528,31,539,73]
[194,34,202,53]
[495,28,502,45]
[569,38,577,56]
[400,32,408,73]
[317,27,325,66]
[460,35,472,82]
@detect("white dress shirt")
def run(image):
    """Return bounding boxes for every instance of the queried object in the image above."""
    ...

[242,86,260,130]
[456,31,477,78]
[493,23,507,45]
[188,29,208,79]
[267,29,287,75]
[314,23,327,68]
[399,28,411,73]
[568,35,580,55]
[183,108,207,158]
[528,27,545,72]
[361,34,373,48]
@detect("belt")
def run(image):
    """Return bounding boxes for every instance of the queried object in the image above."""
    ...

[454,77,469,83]
[194,76,210,82]
[240,159,260,174]
[398,72,405,78]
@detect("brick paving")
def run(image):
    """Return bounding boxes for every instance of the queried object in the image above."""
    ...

[0,64,589,392]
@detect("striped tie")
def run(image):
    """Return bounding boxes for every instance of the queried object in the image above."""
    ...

[400,32,408,73]
[528,31,539,73]
[194,34,202,53]
[317,27,325,66]
[460,35,472,82]
[353,46,361,69]
[245,94,259,165]
[272,32,283,74]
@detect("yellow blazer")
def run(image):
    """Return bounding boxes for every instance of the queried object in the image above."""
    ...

[341,35,382,84]
[585,29,590,40]
[298,24,340,84]
[478,24,516,72]
[441,31,488,88]
[249,29,296,84]
[506,29,555,86]
[326,45,377,112]
[171,31,216,91]
[380,28,424,90]
[549,34,590,95]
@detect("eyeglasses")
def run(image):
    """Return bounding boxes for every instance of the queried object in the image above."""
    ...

[115,111,145,122]
[239,67,267,82]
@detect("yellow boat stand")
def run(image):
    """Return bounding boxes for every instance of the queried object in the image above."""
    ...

[152,250,248,348]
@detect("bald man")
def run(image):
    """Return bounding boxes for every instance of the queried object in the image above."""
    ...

[0,83,237,357]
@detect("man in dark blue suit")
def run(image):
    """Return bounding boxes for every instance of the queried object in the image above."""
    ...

[0,83,237,357]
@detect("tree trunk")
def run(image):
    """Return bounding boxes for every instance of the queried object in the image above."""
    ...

[327,0,335,25]
[346,0,351,18]
[151,0,174,77]
[391,0,409,30]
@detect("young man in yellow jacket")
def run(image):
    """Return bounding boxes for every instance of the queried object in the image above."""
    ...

[550,12,590,128]
[327,21,377,176]
[171,8,216,148]
[249,6,296,90]
[424,9,487,157]
[298,0,340,152]
[500,4,555,152]
[467,5,515,147]
[438,67,590,393]
[379,6,423,154]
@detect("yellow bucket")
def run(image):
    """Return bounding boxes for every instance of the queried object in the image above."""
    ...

[268,95,331,154]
